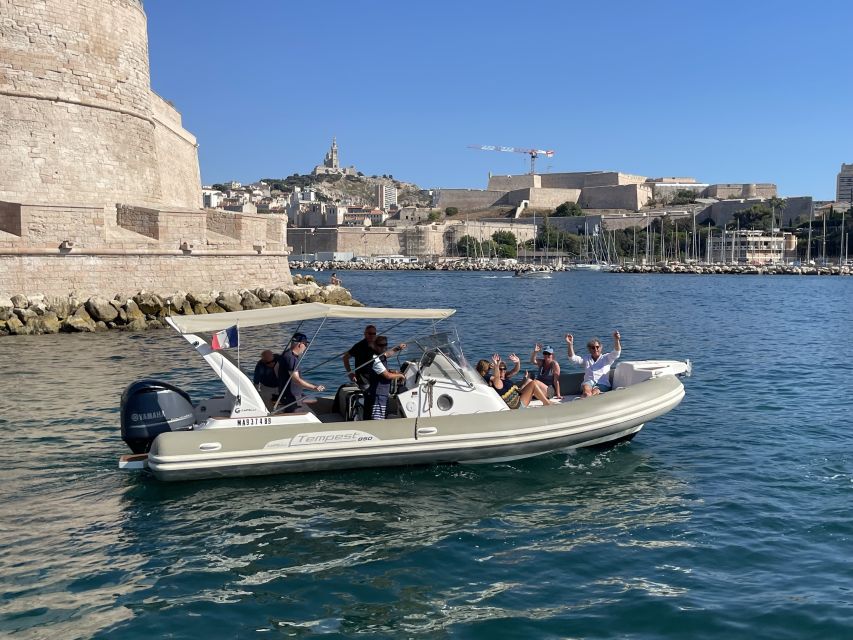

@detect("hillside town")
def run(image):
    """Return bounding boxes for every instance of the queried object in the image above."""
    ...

[203,139,853,267]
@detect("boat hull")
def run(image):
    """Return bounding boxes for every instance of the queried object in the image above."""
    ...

[146,375,684,481]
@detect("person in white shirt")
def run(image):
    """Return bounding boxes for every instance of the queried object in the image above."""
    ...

[565,330,621,398]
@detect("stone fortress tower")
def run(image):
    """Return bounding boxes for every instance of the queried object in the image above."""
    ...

[0,0,200,208]
[0,0,293,299]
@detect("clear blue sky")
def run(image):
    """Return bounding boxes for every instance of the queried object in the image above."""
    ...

[146,0,852,199]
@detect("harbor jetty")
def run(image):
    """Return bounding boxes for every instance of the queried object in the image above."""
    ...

[0,276,359,337]
[292,260,851,276]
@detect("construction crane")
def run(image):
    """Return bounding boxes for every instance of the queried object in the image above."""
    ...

[468,144,555,175]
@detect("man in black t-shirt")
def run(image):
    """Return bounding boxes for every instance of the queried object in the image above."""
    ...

[341,324,377,388]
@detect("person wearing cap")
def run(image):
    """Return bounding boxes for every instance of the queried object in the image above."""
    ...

[565,330,621,398]
[530,343,561,399]
[277,332,326,412]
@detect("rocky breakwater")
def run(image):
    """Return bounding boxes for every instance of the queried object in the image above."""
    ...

[611,262,851,276]
[0,277,359,337]
[291,260,571,273]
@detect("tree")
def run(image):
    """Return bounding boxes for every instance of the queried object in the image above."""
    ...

[554,201,583,217]
[428,210,441,222]
[671,189,698,205]
[731,204,772,230]
[491,230,517,246]
[445,207,459,216]
[767,196,787,229]
[456,235,478,256]
[491,230,517,258]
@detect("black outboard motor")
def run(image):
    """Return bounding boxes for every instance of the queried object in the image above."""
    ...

[120,379,196,453]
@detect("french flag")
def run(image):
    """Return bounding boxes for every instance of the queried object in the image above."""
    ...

[211,325,239,350]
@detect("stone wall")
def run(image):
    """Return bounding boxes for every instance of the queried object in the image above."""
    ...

[0,254,293,298]
[289,222,537,259]
[539,173,590,189]
[696,196,812,227]
[151,94,202,210]
[0,201,292,296]
[0,0,201,210]
[703,184,777,199]
[486,175,540,191]
[506,188,582,208]
[433,189,508,210]
[580,184,653,211]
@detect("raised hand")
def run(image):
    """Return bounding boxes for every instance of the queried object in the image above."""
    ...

[533,343,542,353]
[565,333,574,345]
[508,353,520,364]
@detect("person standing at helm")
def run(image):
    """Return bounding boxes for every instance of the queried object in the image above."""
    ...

[364,335,406,420]
[277,332,325,412]
[342,324,377,389]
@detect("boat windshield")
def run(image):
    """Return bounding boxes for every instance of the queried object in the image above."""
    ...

[403,330,480,386]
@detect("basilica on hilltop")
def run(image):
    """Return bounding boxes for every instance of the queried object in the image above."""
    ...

[312,137,359,176]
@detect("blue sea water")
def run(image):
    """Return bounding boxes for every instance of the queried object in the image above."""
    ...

[0,271,851,639]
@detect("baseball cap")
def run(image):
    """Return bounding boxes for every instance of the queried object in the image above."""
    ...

[291,332,308,343]
[543,346,554,355]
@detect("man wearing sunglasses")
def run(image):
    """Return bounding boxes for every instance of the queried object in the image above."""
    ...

[565,330,621,398]
[342,324,378,389]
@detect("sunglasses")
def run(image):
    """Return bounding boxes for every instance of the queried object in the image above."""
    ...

[589,345,601,350]
[499,367,507,371]
[366,332,377,335]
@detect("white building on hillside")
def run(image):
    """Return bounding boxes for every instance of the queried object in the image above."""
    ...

[376,184,397,211]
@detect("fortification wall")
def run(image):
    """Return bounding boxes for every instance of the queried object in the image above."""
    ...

[0,254,293,298]
[505,188,581,208]
[703,184,777,199]
[580,184,653,211]
[290,227,406,257]
[486,175,539,191]
[0,0,201,209]
[539,173,590,189]
[151,93,202,210]
[290,222,538,259]
[0,201,291,296]
[580,172,648,188]
[434,189,508,210]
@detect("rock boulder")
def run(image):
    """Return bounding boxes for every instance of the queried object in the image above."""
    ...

[86,296,120,323]
[62,307,96,332]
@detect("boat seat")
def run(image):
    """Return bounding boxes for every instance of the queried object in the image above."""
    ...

[334,384,364,421]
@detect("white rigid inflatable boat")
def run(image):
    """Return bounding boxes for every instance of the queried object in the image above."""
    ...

[118,303,690,481]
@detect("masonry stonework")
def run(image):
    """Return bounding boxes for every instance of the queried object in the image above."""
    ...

[0,0,204,208]
[0,0,292,299]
